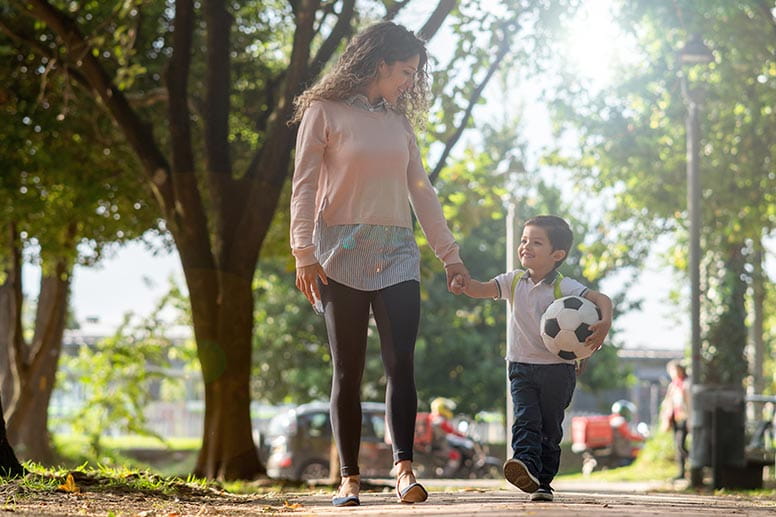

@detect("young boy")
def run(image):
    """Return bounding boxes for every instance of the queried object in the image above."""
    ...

[453,215,612,501]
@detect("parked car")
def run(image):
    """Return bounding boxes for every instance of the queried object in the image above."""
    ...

[265,401,393,480]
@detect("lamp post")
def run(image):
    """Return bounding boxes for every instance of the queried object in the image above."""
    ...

[678,33,713,487]
[679,34,713,388]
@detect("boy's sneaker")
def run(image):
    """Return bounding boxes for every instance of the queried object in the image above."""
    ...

[530,485,554,501]
[503,458,539,493]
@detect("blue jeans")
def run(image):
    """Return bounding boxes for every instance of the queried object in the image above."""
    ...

[509,362,576,485]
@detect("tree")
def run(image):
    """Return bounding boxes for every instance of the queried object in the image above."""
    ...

[4,0,580,478]
[544,0,775,385]
[0,32,160,462]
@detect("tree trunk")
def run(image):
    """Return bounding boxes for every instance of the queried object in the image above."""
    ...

[0,397,24,478]
[0,222,23,412]
[749,239,765,418]
[6,254,71,464]
[188,267,263,480]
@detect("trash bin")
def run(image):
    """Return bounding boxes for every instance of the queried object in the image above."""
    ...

[690,384,747,489]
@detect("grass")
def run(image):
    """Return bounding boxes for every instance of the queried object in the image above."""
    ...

[558,429,678,482]
[556,430,776,499]
[0,464,214,498]
[54,434,200,453]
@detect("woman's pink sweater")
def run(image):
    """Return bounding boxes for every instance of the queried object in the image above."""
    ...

[290,99,461,268]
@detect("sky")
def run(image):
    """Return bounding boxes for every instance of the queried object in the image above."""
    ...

[18,2,769,350]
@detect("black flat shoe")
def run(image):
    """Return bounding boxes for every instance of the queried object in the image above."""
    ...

[331,495,360,507]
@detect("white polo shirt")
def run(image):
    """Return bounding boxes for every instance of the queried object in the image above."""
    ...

[494,269,588,364]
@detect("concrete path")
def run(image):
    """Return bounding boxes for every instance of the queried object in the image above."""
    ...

[283,478,776,516]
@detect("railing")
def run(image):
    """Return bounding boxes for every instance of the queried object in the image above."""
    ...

[744,394,775,479]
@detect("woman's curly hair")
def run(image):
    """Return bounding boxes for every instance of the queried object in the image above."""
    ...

[290,21,429,128]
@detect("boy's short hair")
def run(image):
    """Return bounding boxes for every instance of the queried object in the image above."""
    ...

[524,215,573,269]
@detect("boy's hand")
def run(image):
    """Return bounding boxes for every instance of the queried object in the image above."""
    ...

[445,262,470,294]
[586,318,612,351]
[450,274,465,295]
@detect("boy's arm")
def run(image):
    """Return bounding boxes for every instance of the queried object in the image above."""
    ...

[452,277,499,299]
[583,289,613,351]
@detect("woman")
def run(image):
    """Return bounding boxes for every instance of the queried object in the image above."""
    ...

[660,360,690,480]
[289,21,469,506]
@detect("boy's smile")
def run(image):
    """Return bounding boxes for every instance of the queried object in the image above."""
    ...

[518,225,566,279]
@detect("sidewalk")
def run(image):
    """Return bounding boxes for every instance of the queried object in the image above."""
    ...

[284,478,776,516]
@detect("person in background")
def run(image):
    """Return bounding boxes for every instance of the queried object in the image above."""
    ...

[609,400,645,466]
[429,397,464,475]
[660,360,690,480]
[430,397,464,438]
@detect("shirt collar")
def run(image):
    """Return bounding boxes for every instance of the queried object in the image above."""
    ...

[345,94,387,112]
[524,269,560,285]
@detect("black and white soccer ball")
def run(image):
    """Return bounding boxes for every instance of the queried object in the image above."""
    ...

[540,296,602,360]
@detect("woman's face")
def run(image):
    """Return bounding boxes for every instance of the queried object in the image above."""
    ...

[375,54,420,104]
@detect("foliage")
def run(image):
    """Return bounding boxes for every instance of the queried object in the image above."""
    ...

[55,293,196,460]
[703,245,749,385]
[0,28,163,268]
[543,0,775,384]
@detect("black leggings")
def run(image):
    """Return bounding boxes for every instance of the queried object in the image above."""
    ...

[320,278,420,477]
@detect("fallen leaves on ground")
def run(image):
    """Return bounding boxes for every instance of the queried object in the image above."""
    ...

[57,473,81,494]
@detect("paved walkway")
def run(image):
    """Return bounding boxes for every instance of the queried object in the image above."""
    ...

[283,479,776,516]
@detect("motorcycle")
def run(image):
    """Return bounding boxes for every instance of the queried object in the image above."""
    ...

[413,414,502,478]
[571,414,649,474]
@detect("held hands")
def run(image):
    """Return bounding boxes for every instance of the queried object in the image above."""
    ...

[445,262,470,295]
[295,262,328,306]
[585,318,612,352]
[450,274,465,294]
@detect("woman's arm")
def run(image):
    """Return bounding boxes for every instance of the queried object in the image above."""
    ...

[290,102,329,304]
[290,102,327,268]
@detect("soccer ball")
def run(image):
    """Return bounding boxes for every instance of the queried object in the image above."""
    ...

[540,296,602,360]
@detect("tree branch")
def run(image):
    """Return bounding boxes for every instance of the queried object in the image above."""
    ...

[245,0,319,183]
[428,34,511,185]
[203,0,232,177]
[417,0,457,41]
[254,72,283,135]
[307,0,355,84]
[165,0,215,269]
[236,0,320,270]
[19,0,174,212]
[383,0,411,21]
[167,0,195,175]
[0,17,90,91]
[756,0,776,40]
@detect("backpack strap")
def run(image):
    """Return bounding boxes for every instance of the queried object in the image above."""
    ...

[553,272,564,299]
[509,270,526,299]
[510,270,565,299]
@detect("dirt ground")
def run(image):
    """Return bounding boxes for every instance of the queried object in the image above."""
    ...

[1,477,775,516]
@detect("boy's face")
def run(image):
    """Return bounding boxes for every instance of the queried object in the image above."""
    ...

[519,225,567,271]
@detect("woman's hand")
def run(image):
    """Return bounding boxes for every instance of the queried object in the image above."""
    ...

[295,262,328,305]
[444,262,470,294]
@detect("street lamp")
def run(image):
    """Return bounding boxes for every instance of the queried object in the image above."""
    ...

[679,34,713,389]
[678,33,713,488]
